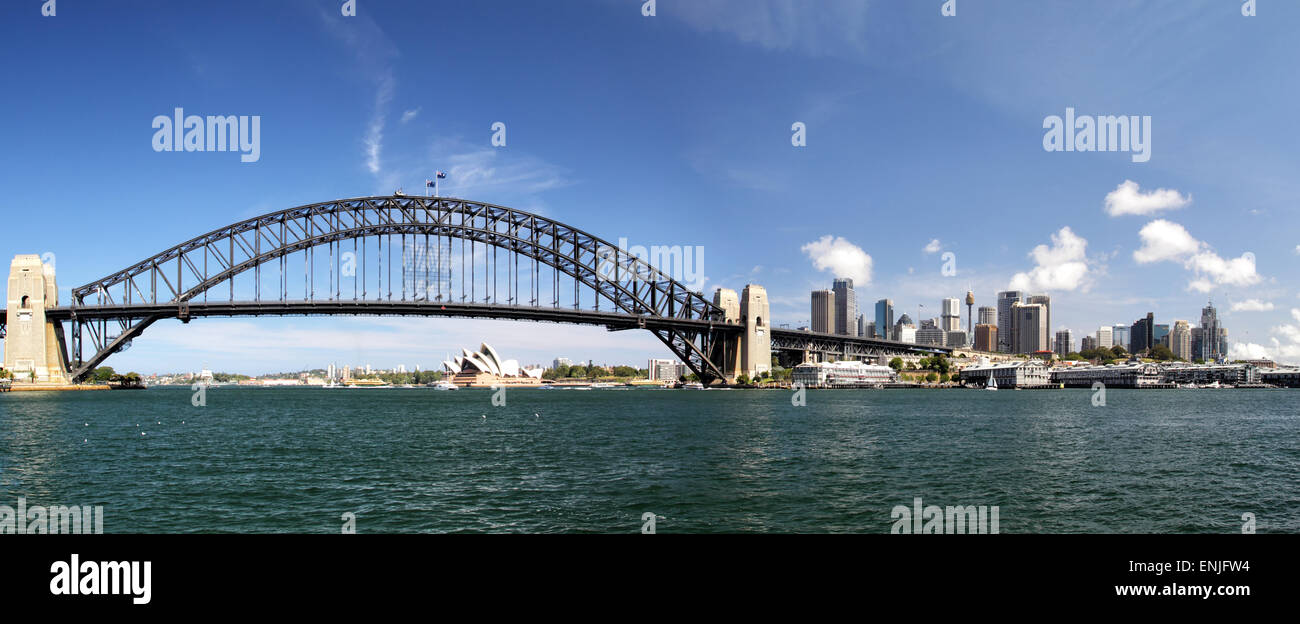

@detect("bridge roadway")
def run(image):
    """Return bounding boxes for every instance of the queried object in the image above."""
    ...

[0,304,951,359]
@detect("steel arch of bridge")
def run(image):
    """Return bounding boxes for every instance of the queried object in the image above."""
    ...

[61,195,733,383]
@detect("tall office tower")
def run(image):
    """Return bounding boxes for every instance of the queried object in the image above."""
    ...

[811,290,835,333]
[1081,335,1098,352]
[978,306,996,326]
[856,314,866,337]
[1171,320,1192,360]
[1131,313,1155,354]
[1218,327,1229,360]
[1112,325,1130,352]
[832,278,857,336]
[1097,326,1113,349]
[1198,300,1222,361]
[965,291,976,337]
[1054,329,1073,357]
[941,297,961,332]
[1010,301,1047,354]
[1026,294,1051,347]
[1190,327,1204,361]
[996,291,1024,353]
[1154,324,1170,349]
[875,299,894,339]
[865,321,876,339]
[974,324,997,352]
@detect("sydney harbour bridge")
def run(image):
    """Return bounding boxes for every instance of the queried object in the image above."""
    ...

[0,195,948,385]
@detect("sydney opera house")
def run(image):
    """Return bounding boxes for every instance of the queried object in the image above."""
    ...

[442,343,545,388]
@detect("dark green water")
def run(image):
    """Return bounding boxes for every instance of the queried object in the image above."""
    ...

[1,386,1296,533]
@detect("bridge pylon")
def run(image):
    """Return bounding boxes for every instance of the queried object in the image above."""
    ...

[711,288,742,382]
[4,255,71,384]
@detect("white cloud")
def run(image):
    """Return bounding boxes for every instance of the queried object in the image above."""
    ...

[671,0,870,58]
[1254,308,1300,364]
[1228,342,1271,360]
[363,72,395,176]
[400,107,421,124]
[1230,299,1274,312]
[1008,226,1092,293]
[1133,220,1261,292]
[800,235,873,286]
[1103,180,1191,217]
[1294,245,1300,255]
[923,239,942,254]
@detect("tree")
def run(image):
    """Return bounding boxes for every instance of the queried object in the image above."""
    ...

[918,357,932,370]
[888,358,904,371]
[939,373,950,384]
[926,372,938,383]
[92,367,116,383]
[1111,345,1128,359]
[736,373,750,386]
[1150,344,1176,361]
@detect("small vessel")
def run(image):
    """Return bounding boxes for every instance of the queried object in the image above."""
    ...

[345,379,391,388]
[683,382,705,390]
[428,380,458,391]
[984,376,998,391]
[589,382,618,389]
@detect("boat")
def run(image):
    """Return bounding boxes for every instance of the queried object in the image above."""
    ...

[682,382,705,390]
[344,379,391,388]
[428,380,458,391]
[589,382,619,389]
[984,376,998,391]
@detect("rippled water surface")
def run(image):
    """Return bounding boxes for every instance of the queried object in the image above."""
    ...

[1,386,1296,533]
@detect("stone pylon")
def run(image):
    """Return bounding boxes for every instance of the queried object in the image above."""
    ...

[4,255,70,384]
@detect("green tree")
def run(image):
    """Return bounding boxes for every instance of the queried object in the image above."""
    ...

[1111,345,1128,359]
[736,373,750,386]
[939,372,950,384]
[1150,344,1176,361]
[888,358,904,371]
[926,372,938,383]
[92,367,116,383]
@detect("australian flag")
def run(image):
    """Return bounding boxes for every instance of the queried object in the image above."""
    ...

[436,171,447,179]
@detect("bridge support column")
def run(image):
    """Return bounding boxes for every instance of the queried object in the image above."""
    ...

[740,285,771,380]
[4,255,70,384]
[711,288,742,383]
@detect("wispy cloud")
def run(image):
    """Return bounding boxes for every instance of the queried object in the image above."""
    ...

[1133,220,1261,293]
[1231,299,1274,313]
[400,107,421,124]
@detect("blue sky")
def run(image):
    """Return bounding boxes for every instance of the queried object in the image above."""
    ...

[2,0,1298,374]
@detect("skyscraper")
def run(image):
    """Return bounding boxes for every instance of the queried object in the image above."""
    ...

[996,291,1024,353]
[1054,329,1073,357]
[1097,326,1113,349]
[1198,300,1223,361]
[832,278,856,336]
[978,306,996,326]
[875,299,894,340]
[1131,313,1155,355]
[941,297,961,332]
[974,324,997,352]
[1027,294,1051,349]
[811,290,835,333]
[1010,301,1047,354]
[1112,325,1130,352]
[1171,320,1192,361]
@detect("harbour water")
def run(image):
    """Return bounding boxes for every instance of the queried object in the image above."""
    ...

[1,387,1296,533]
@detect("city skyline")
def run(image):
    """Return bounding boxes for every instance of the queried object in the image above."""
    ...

[3,1,1299,374]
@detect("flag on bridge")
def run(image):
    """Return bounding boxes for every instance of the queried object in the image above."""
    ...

[436,171,447,179]
[426,179,435,188]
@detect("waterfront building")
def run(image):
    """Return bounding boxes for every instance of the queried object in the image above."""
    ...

[941,297,961,332]
[445,343,545,387]
[996,291,1023,353]
[1054,330,1073,357]
[1081,335,1098,352]
[978,306,996,327]
[1261,368,1300,388]
[875,299,894,340]
[1171,320,1192,361]
[791,360,898,388]
[1051,363,1164,388]
[974,324,997,352]
[832,278,857,336]
[960,359,1052,389]
[1130,313,1155,354]
[1160,363,1259,386]
[647,359,683,381]
[1097,326,1113,349]
[811,290,835,334]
